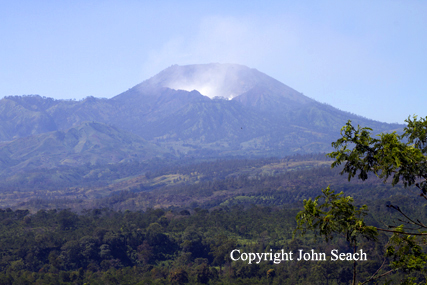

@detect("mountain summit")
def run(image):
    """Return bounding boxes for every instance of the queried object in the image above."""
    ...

[136,63,314,104]
[0,63,402,163]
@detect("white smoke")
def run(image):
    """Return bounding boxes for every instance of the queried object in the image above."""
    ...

[161,63,255,99]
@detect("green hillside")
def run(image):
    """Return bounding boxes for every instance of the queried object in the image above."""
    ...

[0,122,171,176]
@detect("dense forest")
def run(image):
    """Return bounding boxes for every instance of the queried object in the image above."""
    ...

[0,199,422,284]
[1,149,426,284]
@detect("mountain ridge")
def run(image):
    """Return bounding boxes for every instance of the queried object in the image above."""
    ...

[0,63,405,205]
[0,121,171,176]
[0,63,402,160]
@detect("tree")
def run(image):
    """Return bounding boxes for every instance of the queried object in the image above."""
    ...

[209,234,236,275]
[296,116,427,284]
[169,268,189,284]
[295,187,377,285]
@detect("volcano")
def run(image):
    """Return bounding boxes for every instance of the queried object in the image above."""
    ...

[0,63,402,164]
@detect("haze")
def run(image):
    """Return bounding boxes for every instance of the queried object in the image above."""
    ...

[1,1,426,123]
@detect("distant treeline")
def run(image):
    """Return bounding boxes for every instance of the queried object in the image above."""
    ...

[17,156,404,213]
[3,153,333,210]
[1,153,328,192]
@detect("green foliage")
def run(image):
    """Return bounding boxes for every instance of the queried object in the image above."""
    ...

[386,226,427,272]
[301,116,427,284]
[0,205,393,284]
[295,186,378,285]
[329,116,427,193]
[295,186,377,245]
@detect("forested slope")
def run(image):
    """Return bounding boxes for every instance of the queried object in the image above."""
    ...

[0,201,414,284]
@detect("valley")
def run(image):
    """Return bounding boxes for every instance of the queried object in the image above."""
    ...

[0,63,417,284]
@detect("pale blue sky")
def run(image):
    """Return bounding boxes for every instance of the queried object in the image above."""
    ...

[1,1,426,124]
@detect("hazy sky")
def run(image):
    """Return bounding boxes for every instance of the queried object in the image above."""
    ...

[1,1,426,124]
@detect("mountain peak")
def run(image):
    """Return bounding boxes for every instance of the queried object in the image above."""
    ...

[145,63,253,99]
[141,63,274,99]
[115,63,314,107]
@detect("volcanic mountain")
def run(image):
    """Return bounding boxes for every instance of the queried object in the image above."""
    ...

[0,63,401,167]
